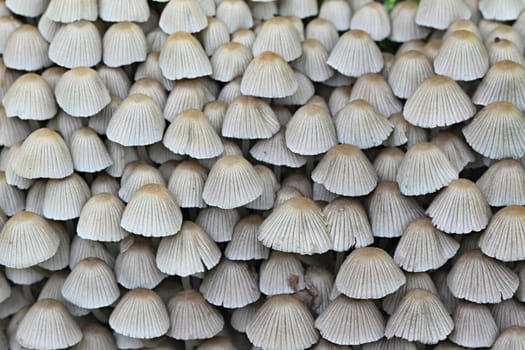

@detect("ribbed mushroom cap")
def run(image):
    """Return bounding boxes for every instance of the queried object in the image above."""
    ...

[200,259,260,308]
[492,326,525,350]
[327,30,383,77]
[156,220,221,277]
[415,0,471,30]
[77,193,127,242]
[222,95,279,140]
[49,20,101,68]
[42,173,91,220]
[107,94,165,147]
[319,0,352,31]
[279,0,317,18]
[98,0,149,22]
[72,323,117,350]
[119,161,166,203]
[252,16,302,62]
[404,75,476,128]
[44,0,97,23]
[480,0,525,20]
[285,104,337,156]
[200,17,230,55]
[434,30,489,81]
[397,142,458,196]
[70,127,112,173]
[240,51,298,98]
[16,299,82,349]
[480,205,525,261]
[362,337,418,350]
[96,66,130,100]
[349,73,402,117]
[247,295,318,350]
[464,102,525,160]
[447,249,519,303]
[0,173,24,217]
[390,1,431,42]
[312,144,377,197]
[202,155,263,209]
[196,207,239,242]
[449,300,499,348]
[246,164,279,210]
[0,107,31,147]
[258,196,330,255]
[477,159,525,206]
[3,24,50,71]
[316,295,384,346]
[109,288,169,339]
[168,160,207,208]
[61,257,119,309]
[334,99,393,149]
[121,184,182,237]
[165,79,213,120]
[129,78,167,109]
[385,113,428,148]
[159,31,212,80]
[385,289,453,344]
[159,0,207,34]
[4,143,33,190]
[323,198,373,252]
[2,73,56,121]
[274,70,315,106]
[350,2,390,41]
[472,60,525,110]
[12,128,73,180]
[259,251,305,295]
[373,148,404,183]
[430,132,475,173]
[426,179,492,234]
[492,299,525,331]
[382,272,437,316]
[394,217,459,272]
[231,302,259,333]
[250,130,306,168]
[216,0,253,33]
[167,289,224,340]
[293,39,334,82]
[388,51,434,99]
[211,42,252,82]
[304,266,333,315]
[488,38,525,66]
[0,211,59,268]
[305,18,339,52]
[225,215,269,261]
[336,247,406,299]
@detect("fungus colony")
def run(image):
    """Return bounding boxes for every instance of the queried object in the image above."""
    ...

[1,0,525,349]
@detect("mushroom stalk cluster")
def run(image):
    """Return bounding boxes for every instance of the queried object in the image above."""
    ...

[1,0,525,349]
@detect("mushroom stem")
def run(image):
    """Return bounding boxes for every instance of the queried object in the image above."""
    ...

[182,276,192,290]
[335,252,345,274]
[273,165,281,181]
[137,145,149,161]
[242,139,250,155]
[306,156,315,175]
[185,340,198,350]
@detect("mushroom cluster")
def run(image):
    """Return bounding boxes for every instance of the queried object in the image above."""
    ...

[1,0,525,349]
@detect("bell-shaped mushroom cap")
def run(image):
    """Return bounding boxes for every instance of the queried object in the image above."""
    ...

[164,79,214,121]
[426,179,492,234]
[163,109,223,159]
[114,238,164,289]
[480,205,525,261]
[16,299,82,349]
[159,31,211,80]
[107,94,165,147]
[415,0,470,30]
[45,0,98,23]
[373,148,404,183]
[0,107,31,147]
[211,42,252,82]
[350,2,390,41]
[388,51,434,99]
[159,0,207,34]
[320,296,385,346]
[323,198,373,252]
[488,38,525,66]
[368,181,425,238]
[334,99,393,149]
[77,192,127,242]
[463,102,525,160]
[404,75,476,128]
[200,259,260,308]
[2,73,56,121]
[3,24,50,71]
[156,221,221,277]
[382,272,438,316]
[61,258,119,309]
[480,0,525,20]
[305,18,338,52]
[167,289,224,340]
[200,17,230,56]
[390,1,431,42]
[394,217,459,272]
[69,127,112,173]
[119,161,166,203]
[96,66,129,100]
[258,196,331,255]
[4,144,33,190]
[240,51,297,98]
[362,337,418,350]
[55,67,111,118]
[245,164,278,210]
[327,30,383,77]
[247,295,318,349]
[434,30,489,81]
[386,113,428,148]
[0,211,59,269]
[430,132,475,173]
[49,21,101,68]
[202,155,263,209]
[121,184,182,237]
[39,224,75,271]
[216,0,253,34]
[385,289,453,344]
[336,247,406,299]
[447,249,519,304]
[231,302,259,334]
[449,300,499,348]
[279,0,317,18]
[318,0,352,31]
[12,128,73,179]
[259,251,305,296]
[252,16,302,62]
[226,215,270,260]
[250,129,307,168]
[472,60,525,110]
[109,288,169,339]
[477,159,525,206]
[492,299,525,331]
[222,96,279,140]
[492,326,525,350]
[397,142,458,196]
[72,323,117,350]
[349,73,402,117]
[196,207,239,242]
[314,146,375,197]
[42,173,91,220]
[168,160,207,208]
[293,39,334,83]
[98,0,149,22]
